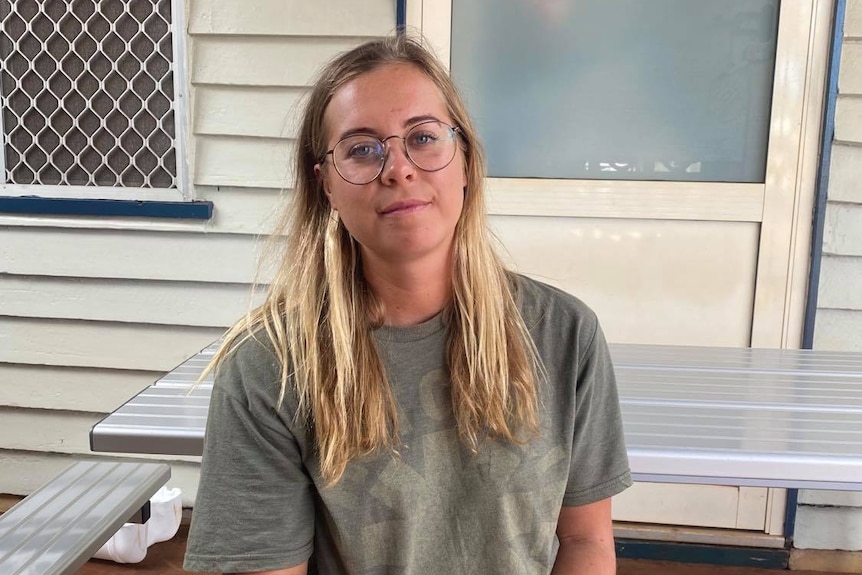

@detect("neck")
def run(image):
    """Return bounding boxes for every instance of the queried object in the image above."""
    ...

[362,250,454,327]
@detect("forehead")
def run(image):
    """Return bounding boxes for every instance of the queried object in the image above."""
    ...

[324,63,450,136]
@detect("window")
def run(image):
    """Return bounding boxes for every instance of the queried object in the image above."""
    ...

[0,0,197,212]
[450,0,780,183]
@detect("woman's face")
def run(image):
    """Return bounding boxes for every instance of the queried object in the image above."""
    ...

[317,63,467,269]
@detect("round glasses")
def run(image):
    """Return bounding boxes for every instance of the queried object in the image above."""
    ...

[320,120,461,185]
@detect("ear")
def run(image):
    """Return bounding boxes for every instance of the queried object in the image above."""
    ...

[315,164,336,207]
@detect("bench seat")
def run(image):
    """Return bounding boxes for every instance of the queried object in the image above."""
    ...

[89,341,862,490]
[0,460,170,575]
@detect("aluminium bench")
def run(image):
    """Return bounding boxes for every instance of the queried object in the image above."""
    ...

[0,460,170,575]
[611,344,862,490]
[89,341,862,491]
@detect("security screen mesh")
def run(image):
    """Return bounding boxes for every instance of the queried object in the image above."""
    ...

[0,0,177,187]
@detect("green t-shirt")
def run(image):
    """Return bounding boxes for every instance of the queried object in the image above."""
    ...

[184,275,631,574]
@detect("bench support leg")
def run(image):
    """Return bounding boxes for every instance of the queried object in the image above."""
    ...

[126,500,151,524]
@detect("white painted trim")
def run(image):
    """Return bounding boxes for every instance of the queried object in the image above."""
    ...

[172,0,193,199]
[0,213,209,232]
[751,0,831,348]
[783,0,835,348]
[406,0,424,32]
[750,0,814,348]
[421,0,451,68]
[737,487,769,530]
[0,184,185,202]
[486,179,764,221]
[0,67,6,180]
[766,487,788,536]
[613,522,786,549]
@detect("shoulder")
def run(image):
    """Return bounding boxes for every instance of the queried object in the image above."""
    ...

[512,273,600,341]
[213,328,284,405]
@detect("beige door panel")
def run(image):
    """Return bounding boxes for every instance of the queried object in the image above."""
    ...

[490,216,758,347]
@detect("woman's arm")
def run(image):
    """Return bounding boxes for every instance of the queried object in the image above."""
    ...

[551,498,616,575]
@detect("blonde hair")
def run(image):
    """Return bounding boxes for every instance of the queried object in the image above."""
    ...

[209,34,540,486]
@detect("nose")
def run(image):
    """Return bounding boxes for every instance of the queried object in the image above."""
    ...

[380,136,416,184]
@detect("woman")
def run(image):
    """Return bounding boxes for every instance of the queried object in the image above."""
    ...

[184,34,630,575]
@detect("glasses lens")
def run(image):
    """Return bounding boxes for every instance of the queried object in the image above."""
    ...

[405,121,457,172]
[333,136,385,184]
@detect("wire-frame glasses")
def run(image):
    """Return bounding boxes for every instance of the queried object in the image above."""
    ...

[320,120,461,185]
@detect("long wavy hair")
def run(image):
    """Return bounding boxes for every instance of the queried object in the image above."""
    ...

[208,34,540,486]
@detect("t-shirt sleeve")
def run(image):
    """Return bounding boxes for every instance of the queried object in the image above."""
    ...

[183,340,315,573]
[563,322,632,507]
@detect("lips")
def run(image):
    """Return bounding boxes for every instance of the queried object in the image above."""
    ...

[379,199,430,216]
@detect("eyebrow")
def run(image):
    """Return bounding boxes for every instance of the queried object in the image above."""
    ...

[403,114,441,127]
[335,114,444,141]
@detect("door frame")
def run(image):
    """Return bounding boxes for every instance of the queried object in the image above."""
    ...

[407,0,835,537]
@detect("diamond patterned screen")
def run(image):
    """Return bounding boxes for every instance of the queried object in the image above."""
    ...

[0,0,177,188]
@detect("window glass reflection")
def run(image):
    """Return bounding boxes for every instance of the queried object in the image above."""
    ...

[450,0,779,182]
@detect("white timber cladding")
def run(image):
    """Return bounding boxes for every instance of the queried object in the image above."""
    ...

[1,317,225,371]
[815,0,862,354]
[0,228,261,282]
[0,0,395,498]
[1,276,260,327]
[797,0,862,542]
[0,364,160,412]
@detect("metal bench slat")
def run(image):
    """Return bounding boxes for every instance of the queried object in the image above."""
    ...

[91,427,204,456]
[617,369,862,412]
[611,344,862,375]
[113,398,211,413]
[0,461,170,575]
[623,405,862,449]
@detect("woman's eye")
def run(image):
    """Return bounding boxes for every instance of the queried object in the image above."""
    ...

[410,132,438,146]
[348,143,378,158]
